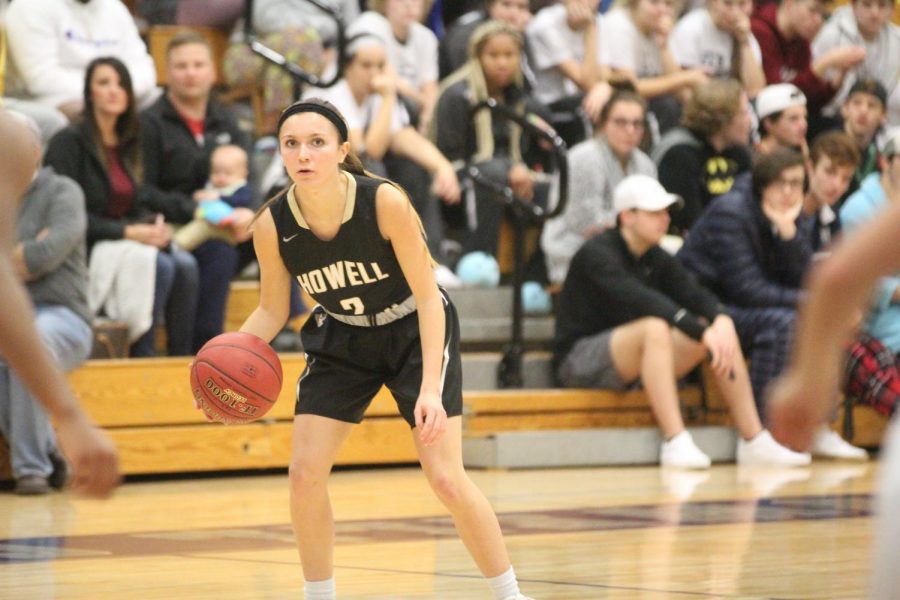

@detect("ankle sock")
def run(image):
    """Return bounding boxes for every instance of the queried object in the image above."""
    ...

[487,565,520,599]
[304,576,336,600]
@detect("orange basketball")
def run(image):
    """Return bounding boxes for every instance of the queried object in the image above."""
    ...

[190,332,283,425]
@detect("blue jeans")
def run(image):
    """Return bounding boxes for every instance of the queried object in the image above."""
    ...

[192,240,238,352]
[131,247,199,357]
[0,306,92,478]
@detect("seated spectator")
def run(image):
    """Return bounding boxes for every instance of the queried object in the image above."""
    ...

[812,0,900,127]
[677,149,866,457]
[554,174,811,468]
[839,130,900,418]
[173,144,252,251]
[526,0,612,144]
[352,0,440,132]
[542,90,656,285]
[140,31,252,352]
[652,78,753,233]
[840,77,889,203]
[1,112,92,495]
[439,0,533,81]
[601,0,709,136]
[678,150,810,412]
[432,21,552,273]
[0,8,67,143]
[221,0,358,134]
[45,57,199,357]
[5,0,158,120]
[801,131,859,251]
[751,0,865,137]
[754,83,808,157]
[669,0,766,98]
[306,35,460,264]
[798,128,896,430]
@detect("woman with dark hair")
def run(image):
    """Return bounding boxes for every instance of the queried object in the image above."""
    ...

[222,98,533,600]
[541,88,656,284]
[45,57,199,357]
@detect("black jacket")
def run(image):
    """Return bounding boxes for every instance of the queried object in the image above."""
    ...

[139,93,249,224]
[554,228,726,363]
[44,122,155,248]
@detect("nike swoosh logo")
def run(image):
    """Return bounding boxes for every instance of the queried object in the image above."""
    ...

[282,234,299,242]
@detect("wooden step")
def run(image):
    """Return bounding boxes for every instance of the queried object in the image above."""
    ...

[462,386,729,433]
[64,356,414,476]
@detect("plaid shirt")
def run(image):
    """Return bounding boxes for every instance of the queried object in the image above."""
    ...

[844,333,900,417]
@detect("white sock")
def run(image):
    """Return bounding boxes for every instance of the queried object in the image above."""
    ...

[304,577,336,600]
[487,565,520,599]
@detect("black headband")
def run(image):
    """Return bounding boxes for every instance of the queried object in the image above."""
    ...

[277,101,349,142]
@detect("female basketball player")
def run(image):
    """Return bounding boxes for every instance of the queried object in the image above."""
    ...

[768,135,900,599]
[235,99,532,600]
[0,110,119,498]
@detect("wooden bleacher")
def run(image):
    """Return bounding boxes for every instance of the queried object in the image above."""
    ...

[0,280,889,480]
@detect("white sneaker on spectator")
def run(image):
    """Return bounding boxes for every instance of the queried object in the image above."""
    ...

[660,431,712,469]
[811,428,868,461]
[434,264,463,289]
[737,430,811,466]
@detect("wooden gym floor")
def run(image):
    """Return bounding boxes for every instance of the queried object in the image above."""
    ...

[0,460,875,599]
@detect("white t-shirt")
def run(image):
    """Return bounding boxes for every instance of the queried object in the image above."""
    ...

[303,79,410,136]
[669,8,762,78]
[526,3,604,105]
[812,5,900,124]
[601,7,663,77]
[5,0,157,108]
[350,11,438,90]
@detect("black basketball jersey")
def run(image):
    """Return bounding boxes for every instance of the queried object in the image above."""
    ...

[270,171,413,317]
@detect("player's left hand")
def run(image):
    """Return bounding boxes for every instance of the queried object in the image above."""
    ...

[414,391,447,446]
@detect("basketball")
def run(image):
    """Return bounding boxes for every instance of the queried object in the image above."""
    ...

[190,332,283,425]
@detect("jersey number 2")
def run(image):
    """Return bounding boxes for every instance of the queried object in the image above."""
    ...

[340,297,365,315]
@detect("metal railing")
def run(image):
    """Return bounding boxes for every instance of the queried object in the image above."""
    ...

[465,99,569,388]
[242,0,346,93]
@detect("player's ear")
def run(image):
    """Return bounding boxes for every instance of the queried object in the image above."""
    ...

[339,141,350,163]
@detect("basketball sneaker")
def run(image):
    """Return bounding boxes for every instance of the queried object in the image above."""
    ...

[660,430,712,469]
[502,595,535,600]
[737,430,811,466]
[810,428,868,461]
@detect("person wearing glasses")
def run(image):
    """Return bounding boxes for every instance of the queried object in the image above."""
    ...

[674,149,853,455]
[541,89,657,285]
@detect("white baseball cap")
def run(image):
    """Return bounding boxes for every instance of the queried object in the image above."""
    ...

[755,83,807,120]
[613,174,682,215]
[882,127,900,157]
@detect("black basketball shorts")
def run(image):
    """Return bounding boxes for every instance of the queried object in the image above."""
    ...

[295,291,463,428]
